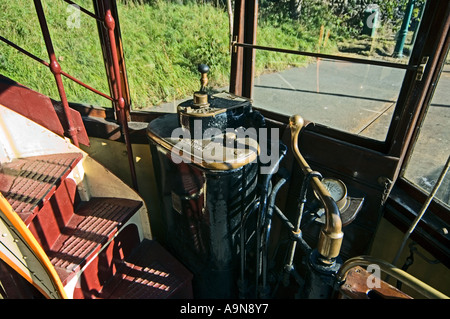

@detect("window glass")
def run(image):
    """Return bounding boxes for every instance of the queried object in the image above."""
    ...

[403,52,450,208]
[253,0,426,141]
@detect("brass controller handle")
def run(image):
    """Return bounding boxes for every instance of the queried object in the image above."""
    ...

[198,64,209,92]
[193,64,210,108]
[289,114,343,261]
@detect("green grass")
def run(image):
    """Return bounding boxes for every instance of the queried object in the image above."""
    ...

[0,0,111,107]
[118,1,232,107]
[0,0,338,110]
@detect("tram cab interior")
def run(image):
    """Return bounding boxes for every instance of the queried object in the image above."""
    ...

[0,0,449,300]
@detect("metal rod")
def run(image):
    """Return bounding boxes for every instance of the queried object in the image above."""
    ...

[284,170,322,274]
[392,155,450,267]
[103,0,138,191]
[34,0,79,147]
[93,0,132,114]
[260,167,288,296]
[233,42,417,70]
[272,205,311,252]
[0,36,48,65]
[60,71,114,101]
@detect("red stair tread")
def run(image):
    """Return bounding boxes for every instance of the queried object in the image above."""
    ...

[49,197,143,285]
[0,152,83,224]
[99,239,193,299]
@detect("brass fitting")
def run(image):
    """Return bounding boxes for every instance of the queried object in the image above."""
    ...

[193,92,209,108]
[198,64,209,92]
[289,114,343,260]
[200,71,208,91]
[192,64,210,108]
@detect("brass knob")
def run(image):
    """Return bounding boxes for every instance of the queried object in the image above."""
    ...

[289,114,304,133]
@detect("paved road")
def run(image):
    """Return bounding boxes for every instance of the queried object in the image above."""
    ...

[252,60,450,204]
[252,59,405,139]
[154,59,406,140]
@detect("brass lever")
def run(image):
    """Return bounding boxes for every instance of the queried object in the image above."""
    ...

[289,115,343,261]
[198,64,209,92]
[192,64,210,108]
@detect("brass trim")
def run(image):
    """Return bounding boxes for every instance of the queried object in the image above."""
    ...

[147,129,259,171]
[177,105,227,117]
[192,92,210,108]
[177,91,252,118]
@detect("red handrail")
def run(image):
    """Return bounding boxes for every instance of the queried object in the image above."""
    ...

[34,0,79,147]
[103,0,138,191]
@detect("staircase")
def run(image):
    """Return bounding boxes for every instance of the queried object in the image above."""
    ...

[0,105,193,299]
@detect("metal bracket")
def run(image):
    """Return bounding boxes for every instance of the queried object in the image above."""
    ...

[378,176,393,205]
[231,36,238,53]
[416,56,429,81]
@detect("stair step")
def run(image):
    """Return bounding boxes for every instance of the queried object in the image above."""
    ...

[0,152,192,298]
[99,239,193,299]
[0,153,83,224]
[47,197,143,285]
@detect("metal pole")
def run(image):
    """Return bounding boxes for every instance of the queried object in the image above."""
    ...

[410,1,425,45]
[103,0,138,191]
[392,155,450,267]
[283,170,321,285]
[394,0,416,58]
[233,42,416,70]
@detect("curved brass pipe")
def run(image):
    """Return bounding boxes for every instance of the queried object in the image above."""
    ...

[337,255,449,299]
[289,115,343,260]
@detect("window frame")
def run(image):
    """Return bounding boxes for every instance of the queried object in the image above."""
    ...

[229,0,450,263]
[230,0,449,156]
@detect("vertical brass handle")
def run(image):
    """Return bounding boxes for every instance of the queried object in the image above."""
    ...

[289,115,343,261]
[198,64,209,92]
